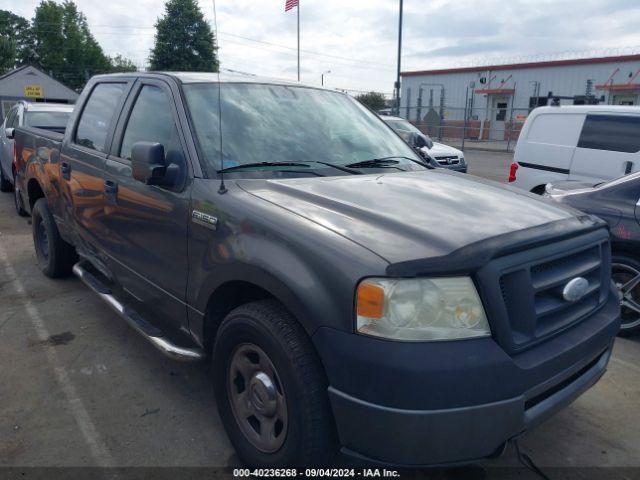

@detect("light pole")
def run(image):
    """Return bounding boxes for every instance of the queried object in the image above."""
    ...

[394,0,404,115]
[321,70,331,86]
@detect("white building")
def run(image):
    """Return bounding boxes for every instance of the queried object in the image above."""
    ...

[400,54,640,141]
[0,65,78,119]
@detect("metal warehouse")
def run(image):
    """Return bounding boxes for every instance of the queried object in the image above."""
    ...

[0,65,78,119]
[400,53,640,144]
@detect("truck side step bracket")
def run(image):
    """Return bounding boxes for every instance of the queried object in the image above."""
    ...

[72,262,205,362]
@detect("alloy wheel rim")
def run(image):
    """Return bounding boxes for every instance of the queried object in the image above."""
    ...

[612,262,640,330]
[228,343,288,453]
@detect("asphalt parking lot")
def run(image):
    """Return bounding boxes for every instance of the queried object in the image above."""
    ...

[1,155,639,476]
[465,149,513,182]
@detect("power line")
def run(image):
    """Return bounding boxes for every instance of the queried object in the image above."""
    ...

[25,22,394,69]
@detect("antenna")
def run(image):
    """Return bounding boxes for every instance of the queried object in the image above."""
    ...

[212,0,227,194]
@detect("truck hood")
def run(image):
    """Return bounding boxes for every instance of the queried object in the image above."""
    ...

[424,142,462,157]
[238,170,575,264]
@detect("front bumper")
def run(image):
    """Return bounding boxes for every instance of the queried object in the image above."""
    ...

[313,290,619,466]
[444,164,467,173]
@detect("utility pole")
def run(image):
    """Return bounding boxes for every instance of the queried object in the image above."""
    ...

[297,2,300,81]
[394,0,403,115]
[321,70,331,86]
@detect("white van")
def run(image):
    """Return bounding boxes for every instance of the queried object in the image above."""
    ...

[510,105,640,193]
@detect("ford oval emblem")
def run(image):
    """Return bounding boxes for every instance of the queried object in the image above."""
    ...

[562,277,589,302]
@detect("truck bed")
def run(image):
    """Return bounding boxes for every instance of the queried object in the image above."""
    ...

[14,126,65,213]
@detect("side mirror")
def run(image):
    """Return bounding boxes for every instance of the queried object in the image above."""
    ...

[5,128,14,140]
[413,132,428,149]
[131,141,177,186]
[425,137,434,149]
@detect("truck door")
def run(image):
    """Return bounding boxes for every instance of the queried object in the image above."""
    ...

[570,113,640,182]
[101,79,191,331]
[61,81,132,259]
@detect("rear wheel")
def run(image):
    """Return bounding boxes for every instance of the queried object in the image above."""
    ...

[32,198,78,278]
[213,300,336,467]
[13,171,27,217]
[0,167,11,192]
[612,255,640,336]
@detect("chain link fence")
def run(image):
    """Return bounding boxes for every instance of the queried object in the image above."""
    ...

[399,105,531,153]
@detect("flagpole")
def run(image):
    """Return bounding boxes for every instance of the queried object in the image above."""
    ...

[297,2,300,81]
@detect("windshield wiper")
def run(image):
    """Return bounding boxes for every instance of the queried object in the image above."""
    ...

[302,160,362,175]
[217,161,311,173]
[346,156,432,169]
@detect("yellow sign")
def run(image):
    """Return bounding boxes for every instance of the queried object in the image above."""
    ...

[24,85,44,98]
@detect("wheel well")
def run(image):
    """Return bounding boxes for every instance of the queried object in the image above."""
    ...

[530,184,546,195]
[611,244,640,263]
[203,281,275,351]
[27,179,45,210]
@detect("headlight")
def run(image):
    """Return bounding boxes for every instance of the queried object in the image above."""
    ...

[356,277,490,341]
[459,156,465,164]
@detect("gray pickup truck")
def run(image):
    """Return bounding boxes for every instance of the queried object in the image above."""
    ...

[14,72,620,468]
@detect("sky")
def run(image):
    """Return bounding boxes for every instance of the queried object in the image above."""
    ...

[2,0,640,95]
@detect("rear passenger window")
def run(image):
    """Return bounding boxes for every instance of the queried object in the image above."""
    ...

[578,115,640,153]
[75,83,126,152]
[526,113,584,146]
[119,85,183,165]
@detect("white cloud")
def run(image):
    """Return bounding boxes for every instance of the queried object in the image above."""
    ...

[2,0,640,95]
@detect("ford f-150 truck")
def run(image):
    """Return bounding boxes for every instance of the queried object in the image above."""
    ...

[14,72,620,468]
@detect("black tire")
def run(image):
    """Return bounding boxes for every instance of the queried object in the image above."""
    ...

[13,171,28,217]
[530,185,546,195]
[0,167,11,192]
[213,299,336,467]
[612,254,640,336]
[32,198,78,278]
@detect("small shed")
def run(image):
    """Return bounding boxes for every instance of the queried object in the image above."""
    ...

[0,65,79,118]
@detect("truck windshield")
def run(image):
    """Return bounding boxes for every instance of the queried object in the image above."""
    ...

[25,111,71,129]
[183,83,424,176]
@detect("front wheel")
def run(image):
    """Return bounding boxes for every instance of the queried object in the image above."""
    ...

[32,198,78,278]
[213,300,336,467]
[612,255,640,335]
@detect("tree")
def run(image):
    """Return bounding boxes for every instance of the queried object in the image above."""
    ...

[109,55,137,73]
[355,91,387,112]
[29,1,136,89]
[0,10,36,73]
[0,37,14,74]
[150,0,218,72]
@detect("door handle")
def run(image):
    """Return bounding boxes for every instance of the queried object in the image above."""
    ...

[60,161,71,180]
[104,180,118,205]
[104,180,117,192]
[624,161,634,175]
[104,180,118,194]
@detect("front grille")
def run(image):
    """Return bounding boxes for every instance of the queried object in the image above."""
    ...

[477,229,611,353]
[435,155,460,165]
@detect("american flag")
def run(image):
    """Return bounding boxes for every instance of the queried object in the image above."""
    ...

[285,0,298,12]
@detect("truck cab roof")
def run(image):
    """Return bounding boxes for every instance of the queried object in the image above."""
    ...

[91,71,333,90]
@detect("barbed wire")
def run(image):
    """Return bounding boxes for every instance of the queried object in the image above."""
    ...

[414,46,640,71]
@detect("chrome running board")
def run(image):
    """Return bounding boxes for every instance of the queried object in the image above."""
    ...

[72,262,205,362]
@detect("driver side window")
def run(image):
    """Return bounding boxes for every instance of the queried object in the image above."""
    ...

[120,85,185,170]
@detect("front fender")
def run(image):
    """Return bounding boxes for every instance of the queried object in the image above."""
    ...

[192,258,340,338]
[187,180,389,339]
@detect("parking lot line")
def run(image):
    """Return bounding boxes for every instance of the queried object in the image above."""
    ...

[0,243,114,468]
